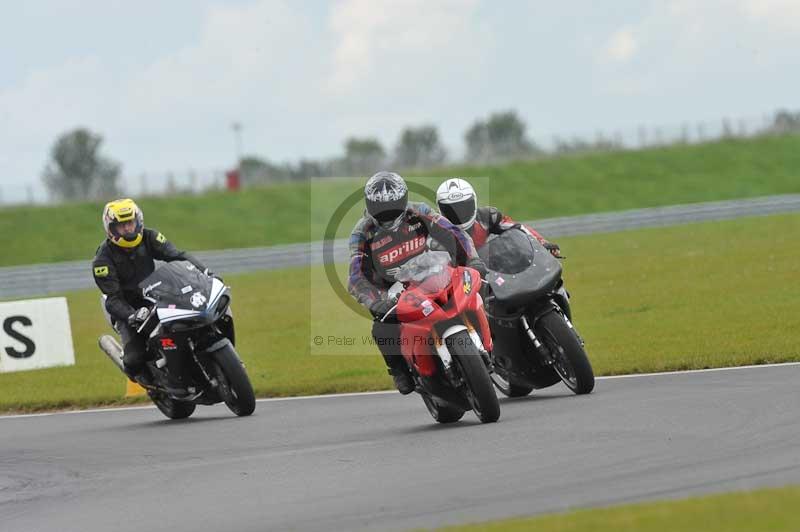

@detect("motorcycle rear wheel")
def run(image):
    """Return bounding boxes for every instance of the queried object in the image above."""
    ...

[148,390,196,420]
[211,344,256,416]
[448,331,500,423]
[490,372,534,397]
[421,392,464,423]
[536,311,594,395]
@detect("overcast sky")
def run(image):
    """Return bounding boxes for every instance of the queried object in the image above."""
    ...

[1,0,798,199]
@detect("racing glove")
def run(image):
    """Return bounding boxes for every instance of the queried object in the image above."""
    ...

[127,307,150,327]
[467,257,489,278]
[544,241,563,258]
[369,297,395,320]
[203,268,224,283]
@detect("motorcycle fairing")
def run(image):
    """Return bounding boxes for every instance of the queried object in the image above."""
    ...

[479,229,563,307]
[397,266,492,377]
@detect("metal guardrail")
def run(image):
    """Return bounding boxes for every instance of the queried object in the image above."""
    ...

[2,194,799,299]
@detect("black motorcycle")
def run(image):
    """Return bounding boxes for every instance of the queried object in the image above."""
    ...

[478,228,595,397]
[99,261,256,419]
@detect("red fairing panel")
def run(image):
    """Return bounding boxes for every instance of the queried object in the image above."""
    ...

[452,267,493,353]
[396,265,492,377]
[401,321,439,377]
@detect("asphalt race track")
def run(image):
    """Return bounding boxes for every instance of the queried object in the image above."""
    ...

[1,364,798,532]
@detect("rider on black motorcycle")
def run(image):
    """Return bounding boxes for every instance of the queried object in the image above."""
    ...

[436,178,572,317]
[348,172,488,394]
[92,198,209,383]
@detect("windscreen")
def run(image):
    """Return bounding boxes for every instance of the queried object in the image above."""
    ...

[478,228,535,274]
[139,261,211,305]
[394,251,452,284]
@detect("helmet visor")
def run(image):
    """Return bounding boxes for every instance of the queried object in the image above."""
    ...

[373,209,405,230]
[110,220,140,240]
[439,197,476,226]
[373,209,404,224]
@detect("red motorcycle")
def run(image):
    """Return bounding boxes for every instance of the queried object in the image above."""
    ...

[384,251,500,423]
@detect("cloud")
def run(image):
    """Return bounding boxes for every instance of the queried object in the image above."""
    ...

[124,0,319,128]
[0,0,323,191]
[326,0,485,95]
[595,0,800,97]
[604,28,637,63]
[741,0,800,32]
[320,0,493,154]
[0,54,122,194]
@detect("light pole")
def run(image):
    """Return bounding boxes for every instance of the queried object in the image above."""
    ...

[231,121,243,169]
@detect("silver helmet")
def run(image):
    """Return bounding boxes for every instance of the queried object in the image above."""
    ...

[364,171,409,230]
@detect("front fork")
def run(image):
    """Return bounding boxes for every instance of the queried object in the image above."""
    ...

[432,316,493,388]
[521,302,585,367]
[520,313,555,367]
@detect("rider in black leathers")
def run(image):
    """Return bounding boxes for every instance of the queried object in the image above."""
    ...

[92,198,207,383]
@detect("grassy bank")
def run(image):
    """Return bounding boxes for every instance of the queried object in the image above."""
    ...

[0,213,798,412]
[436,486,800,532]
[1,134,799,266]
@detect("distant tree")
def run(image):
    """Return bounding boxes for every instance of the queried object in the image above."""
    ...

[770,110,800,134]
[291,159,325,180]
[464,121,491,162]
[464,110,540,162]
[240,155,292,183]
[42,128,121,200]
[393,125,447,169]
[344,137,386,176]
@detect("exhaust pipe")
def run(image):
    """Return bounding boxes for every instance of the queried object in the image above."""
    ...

[98,335,125,371]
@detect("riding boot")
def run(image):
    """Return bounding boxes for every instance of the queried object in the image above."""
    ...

[373,319,414,394]
[381,352,414,395]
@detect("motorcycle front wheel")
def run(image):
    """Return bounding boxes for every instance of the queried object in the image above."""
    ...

[447,331,500,423]
[535,311,595,395]
[211,344,256,416]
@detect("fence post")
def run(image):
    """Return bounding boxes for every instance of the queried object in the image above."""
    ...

[722,118,733,138]
[166,172,176,194]
[188,169,197,194]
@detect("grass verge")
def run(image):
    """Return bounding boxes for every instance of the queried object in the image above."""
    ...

[1,135,799,266]
[435,485,800,532]
[0,213,798,412]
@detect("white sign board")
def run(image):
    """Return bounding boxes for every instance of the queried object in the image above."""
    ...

[0,297,75,373]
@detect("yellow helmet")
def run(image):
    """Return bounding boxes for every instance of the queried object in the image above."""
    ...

[102,198,144,248]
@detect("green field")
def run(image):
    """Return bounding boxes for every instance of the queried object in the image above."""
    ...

[1,134,799,266]
[437,485,800,532]
[0,213,798,412]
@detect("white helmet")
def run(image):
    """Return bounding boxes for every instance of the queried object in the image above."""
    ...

[436,178,477,230]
